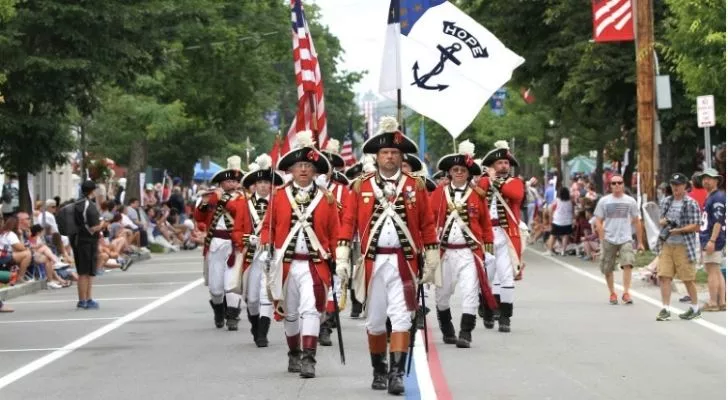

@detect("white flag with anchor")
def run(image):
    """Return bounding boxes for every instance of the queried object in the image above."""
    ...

[379,0,524,138]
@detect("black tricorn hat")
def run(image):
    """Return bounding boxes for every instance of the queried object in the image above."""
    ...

[242,154,284,187]
[344,162,363,180]
[424,177,437,192]
[331,171,350,186]
[211,155,245,184]
[276,131,330,174]
[321,139,345,169]
[362,116,418,154]
[482,140,519,168]
[437,140,482,176]
[402,154,423,172]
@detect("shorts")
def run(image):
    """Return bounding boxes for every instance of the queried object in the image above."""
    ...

[658,243,696,281]
[56,266,76,280]
[551,224,573,236]
[71,237,98,277]
[599,241,635,274]
[702,250,725,265]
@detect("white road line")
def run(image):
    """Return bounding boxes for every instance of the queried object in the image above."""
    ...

[413,330,437,400]
[94,281,190,288]
[0,317,119,325]
[0,278,203,390]
[526,248,727,336]
[114,270,199,276]
[8,296,160,305]
[0,348,63,353]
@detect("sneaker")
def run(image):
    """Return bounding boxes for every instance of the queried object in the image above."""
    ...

[541,250,552,256]
[679,308,701,320]
[678,295,691,303]
[622,293,633,305]
[47,281,63,289]
[609,293,618,305]
[120,258,134,272]
[656,308,671,321]
[53,261,70,269]
[76,300,87,309]
[84,299,100,310]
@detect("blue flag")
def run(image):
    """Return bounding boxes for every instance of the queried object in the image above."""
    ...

[419,116,430,175]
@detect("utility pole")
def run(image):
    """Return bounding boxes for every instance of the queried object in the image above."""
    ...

[635,0,656,200]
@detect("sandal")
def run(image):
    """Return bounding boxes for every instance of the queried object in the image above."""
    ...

[701,303,720,312]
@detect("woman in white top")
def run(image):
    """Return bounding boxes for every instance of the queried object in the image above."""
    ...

[544,187,574,256]
[0,216,32,281]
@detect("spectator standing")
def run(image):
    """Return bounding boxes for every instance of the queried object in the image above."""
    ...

[688,173,708,211]
[655,173,701,321]
[544,179,555,206]
[525,177,541,229]
[698,168,726,311]
[544,187,574,256]
[1,175,19,218]
[143,184,158,207]
[167,186,186,221]
[71,180,108,310]
[593,175,644,305]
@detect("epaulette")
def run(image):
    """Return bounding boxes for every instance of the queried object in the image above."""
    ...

[403,171,426,190]
[352,172,375,193]
[318,186,335,204]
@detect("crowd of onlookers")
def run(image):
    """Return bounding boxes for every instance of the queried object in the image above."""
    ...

[0,176,204,313]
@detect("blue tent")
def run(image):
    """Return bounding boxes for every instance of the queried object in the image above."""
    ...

[193,160,222,181]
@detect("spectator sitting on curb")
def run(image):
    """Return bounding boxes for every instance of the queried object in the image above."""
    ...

[27,224,70,288]
[655,173,701,321]
[0,215,32,282]
[580,208,600,262]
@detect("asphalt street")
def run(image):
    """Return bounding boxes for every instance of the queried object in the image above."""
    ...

[0,249,725,399]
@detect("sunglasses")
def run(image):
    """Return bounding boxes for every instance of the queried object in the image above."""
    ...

[610,181,624,186]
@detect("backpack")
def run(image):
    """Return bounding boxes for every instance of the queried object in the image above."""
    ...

[57,199,86,236]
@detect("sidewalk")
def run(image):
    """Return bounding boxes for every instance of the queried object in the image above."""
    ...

[0,252,152,302]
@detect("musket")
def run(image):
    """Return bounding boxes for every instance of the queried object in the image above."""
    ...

[417,253,429,355]
[327,257,346,364]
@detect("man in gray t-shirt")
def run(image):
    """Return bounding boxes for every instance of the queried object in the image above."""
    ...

[594,175,644,305]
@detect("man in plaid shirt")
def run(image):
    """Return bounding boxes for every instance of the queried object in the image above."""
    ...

[655,173,701,321]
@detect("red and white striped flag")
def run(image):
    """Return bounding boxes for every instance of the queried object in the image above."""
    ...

[284,0,328,154]
[341,135,356,166]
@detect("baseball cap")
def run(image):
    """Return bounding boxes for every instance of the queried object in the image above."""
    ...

[81,180,97,195]
[669,173,689,185]
[699,168,721,179]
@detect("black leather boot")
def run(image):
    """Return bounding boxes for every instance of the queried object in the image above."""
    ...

[209,300,225,329]
[256,317,270,347]
[300,336,317,378]
[370,353,388,390]
[225,307,241,331]
[456,313,476,348]
[498,303,513,333]
[436,308,458,344]
[387,352,407,395]
[318,318,333,346]
[350,289,363,319]
[247,311,259,342]
[493,294,502,320]
[287,335,301,373]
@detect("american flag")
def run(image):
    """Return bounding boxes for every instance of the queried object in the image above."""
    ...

[284,0,328,153]
[341,120,356,166]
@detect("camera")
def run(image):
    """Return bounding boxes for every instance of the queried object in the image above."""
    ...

[658,219,679,242]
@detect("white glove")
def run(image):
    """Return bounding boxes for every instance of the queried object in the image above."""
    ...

[256,249,270,263]
[248,235,259,247]
[419,248,441,286]
[335,245,351,282]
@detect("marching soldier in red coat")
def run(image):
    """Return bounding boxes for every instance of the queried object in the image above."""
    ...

[259,131,339,379]
[430,140,497,348]
[240,154,284,347]
[317,140,350,346]
[336,117,440,395]
[194,156,254,332]
[477,140,525,332]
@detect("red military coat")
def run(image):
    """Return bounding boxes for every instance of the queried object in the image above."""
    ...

[339,172,438,300]
[260,183,339,314]
[193,190,253,256]
[477,176,525,258]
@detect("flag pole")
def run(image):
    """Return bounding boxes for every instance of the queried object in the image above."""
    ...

[308,93,320,149]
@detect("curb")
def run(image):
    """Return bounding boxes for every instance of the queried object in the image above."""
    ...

[0,252,153,302]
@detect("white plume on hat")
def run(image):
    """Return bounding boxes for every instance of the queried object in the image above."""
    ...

[255,154,272,170]
[226,155,242,170]
[494,140,510,150]
[295,130,315,149]
[378,116,399,133]
[474,158,483,166]
[324,139,340,154]
[247,163,259,173]
[458,140,475,156]
[362,154,376,173]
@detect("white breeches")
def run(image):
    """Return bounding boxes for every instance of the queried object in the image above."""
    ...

[283,260,320,337]
[365,255,411,334]
[435,248,480,315]
[485,227,515,304]
[246,258,272,318]
[207,245,242,308]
